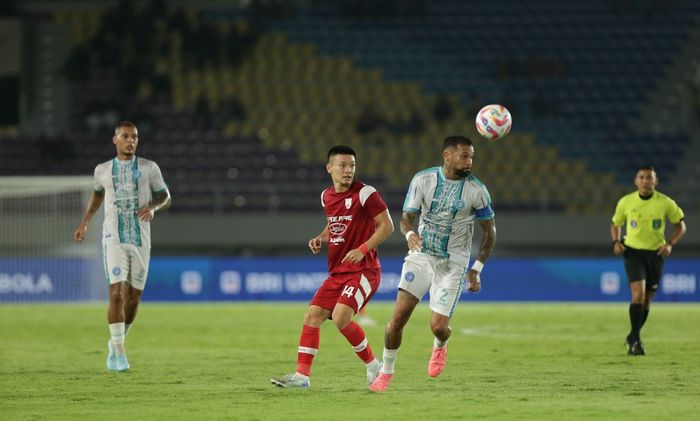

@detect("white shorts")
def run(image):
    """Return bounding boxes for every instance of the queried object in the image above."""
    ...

[398,252,468,317]
[102,242,151,290]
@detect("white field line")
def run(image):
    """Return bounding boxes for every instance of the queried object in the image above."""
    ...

[460,327,619,342]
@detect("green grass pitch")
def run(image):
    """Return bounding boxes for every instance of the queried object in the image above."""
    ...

[1,302,699,419]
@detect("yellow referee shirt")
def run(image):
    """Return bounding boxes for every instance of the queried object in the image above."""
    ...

[612,191,685,250]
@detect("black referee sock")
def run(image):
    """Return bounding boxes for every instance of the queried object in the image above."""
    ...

[640,309,650,328]
[629,303,643,342]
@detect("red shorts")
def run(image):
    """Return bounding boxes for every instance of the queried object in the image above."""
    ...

[310,269,380,313]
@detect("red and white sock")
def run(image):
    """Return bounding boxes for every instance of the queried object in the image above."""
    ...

[340,321,374,363]
[296,325,320,377]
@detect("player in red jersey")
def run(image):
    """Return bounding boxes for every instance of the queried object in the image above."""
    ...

[271,145,394,388]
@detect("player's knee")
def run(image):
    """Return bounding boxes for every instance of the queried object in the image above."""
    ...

[302,310,325,327]
[109,288,125,306]
[631,291,645,303]
[430,321,449,337]
[302,312,315,326]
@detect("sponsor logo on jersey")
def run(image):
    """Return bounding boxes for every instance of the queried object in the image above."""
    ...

[630,220,638,228]
[452,199,465,210]
[345,198,352,209]
[329,223,347,235]
[652,219,662,230]
[328,215,353,222]
[329,237,345,245]
[112,267,122,276]
[404,271,415,282]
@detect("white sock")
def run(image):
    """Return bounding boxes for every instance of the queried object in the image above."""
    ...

[434,337,448,349]
[381,348,398,374]
[109,322,126,355]
[365,358,379,368]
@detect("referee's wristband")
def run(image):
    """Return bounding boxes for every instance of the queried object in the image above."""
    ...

[405,231,415,241]
[471,260,484,273]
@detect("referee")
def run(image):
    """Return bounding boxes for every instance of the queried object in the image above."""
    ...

[610,165,686,356]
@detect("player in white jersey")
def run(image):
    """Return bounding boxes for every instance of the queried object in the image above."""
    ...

[74,121,171,372]
[370,135,496,392]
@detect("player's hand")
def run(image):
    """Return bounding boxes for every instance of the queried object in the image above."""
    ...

[341,248,365,264]
[137,206,155,222]
[73,224,87,242]
[658,243,672,257]
[466,270,481,292]
[613,241,625,256]
[308,236,323,254]
[406,232,422,252]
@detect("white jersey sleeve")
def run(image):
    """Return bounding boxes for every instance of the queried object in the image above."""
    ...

[94,164,105,192]
[402,172,427,213]
[471,180,495,221]
[149,162,168,193]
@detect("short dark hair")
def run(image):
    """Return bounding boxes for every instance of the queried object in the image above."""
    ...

[637,165,656,173]
[442,135,473,151]
[114,121,138,133]
[327,145,356,162]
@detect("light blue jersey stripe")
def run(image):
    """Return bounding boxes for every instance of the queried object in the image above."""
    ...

[424,170,463,258]
[430,171,445,213]
[425,171,446,256]
[132,159,142,244]
[112,158,142,246]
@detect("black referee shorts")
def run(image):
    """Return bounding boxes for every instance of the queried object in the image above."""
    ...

[623,246,664,291]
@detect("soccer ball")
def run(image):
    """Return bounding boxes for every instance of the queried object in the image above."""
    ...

[475,104,512,140]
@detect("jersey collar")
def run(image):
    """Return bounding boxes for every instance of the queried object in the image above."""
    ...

[114,156,137,164]
[638,191,655,200]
